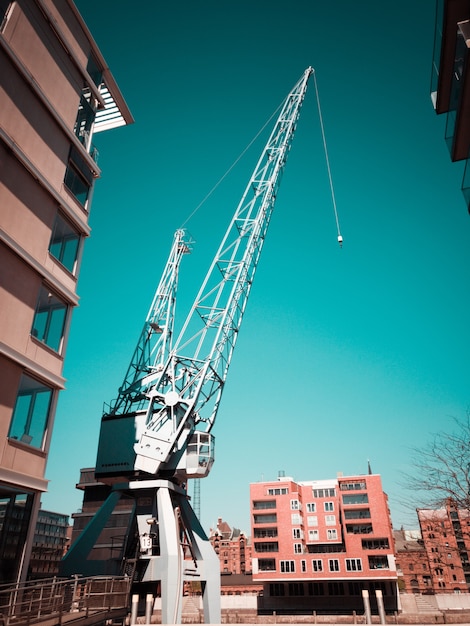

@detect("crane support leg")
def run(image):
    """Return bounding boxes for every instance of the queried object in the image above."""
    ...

[130,480,221,624]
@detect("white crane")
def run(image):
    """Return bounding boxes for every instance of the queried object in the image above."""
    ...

[62,67,321,624]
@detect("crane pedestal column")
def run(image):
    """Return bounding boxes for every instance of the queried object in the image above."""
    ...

[130,479,221,624]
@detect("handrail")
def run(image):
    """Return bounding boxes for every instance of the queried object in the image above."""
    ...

[0,575,130,626]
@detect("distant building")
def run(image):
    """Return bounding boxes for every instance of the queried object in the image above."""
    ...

[29,510,70,580]
[0,0,132,584]
[418,502,470,593]
[431,0,470,209]
[393,529,432,594]
[209,517,252,575]
[250,473,398,614]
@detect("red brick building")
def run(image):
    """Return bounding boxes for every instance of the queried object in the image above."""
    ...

[393,529,432,594]
[418,502,470,593]
[250,474,398,614]
[209,517,252,575]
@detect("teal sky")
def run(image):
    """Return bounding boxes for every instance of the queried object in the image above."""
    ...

[43,0,470,534]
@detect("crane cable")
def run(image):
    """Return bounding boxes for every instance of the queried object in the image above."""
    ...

[179,102,283,230]
[312,70,343,247]
[181,70,343,248]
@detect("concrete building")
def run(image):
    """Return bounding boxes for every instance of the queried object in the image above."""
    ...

[431,0,470,209]
[250,473,398,614]
[418,502,470,593]
[0,0,133,584]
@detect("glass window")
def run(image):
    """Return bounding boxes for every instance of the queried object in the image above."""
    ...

[324,502,334,512]
[9,374,52,448]
[280,560,295,573]
[291,513,301,525]
[306,502,316,512]
[64,146,94,207]
[343,494,368,505]
[49,213,80,274]
[290,499,300,510]
[325,515,336,525]
[312,559,323,572]
[258,558,275,571]
[307,515,318,526]
[31,285,67,352]
[308,529,319,541]
[86,53,103,87]
[327,529,338,540]
[294,543,303,554]
[346,558,362,571]
[328,558,340,572]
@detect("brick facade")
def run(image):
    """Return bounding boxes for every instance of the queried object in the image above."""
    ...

[250,474,398,614]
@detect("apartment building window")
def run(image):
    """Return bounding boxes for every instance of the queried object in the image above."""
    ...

[325,515,336,526]
[280,560,295,573]
[253,500,276,510]
[254,527,277,538]
[369,555,389,570]
[291,513,301,525]
[324,502,334,512]
[306,502,316,512]
[328,582,344,595]
[308,530,319,541]
[343,494,368,504]
[307,516,318,526]
[301,559,306,572]
[267,487,288,496]
[307,582,324,595]
[31,285,67,353]
[312,559,323,572]
[269,583,284,596]
[9,374,53,449]
[313,488,336,498]
[64,146,94,206]
[361,538,389,550]
[258,559,275,571]
[74,91,96,150]
[292,528,301,539]
[340,481,367,491]
[254,542,278,552]
[327,529,338,540]
[49,213,81,274]
[86,52,103,87]
[253,513,277,524]
[328,558,340,572]
[346,523,373,534]
[288,583,304,596]
[346,558,362,571]
[344,508,371,520]
[290,499,300,510]
[294,543,303,554]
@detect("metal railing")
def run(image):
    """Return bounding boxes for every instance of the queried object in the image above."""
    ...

[0,575,130,626]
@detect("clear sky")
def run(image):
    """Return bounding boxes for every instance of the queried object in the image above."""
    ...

[42,0,470,535]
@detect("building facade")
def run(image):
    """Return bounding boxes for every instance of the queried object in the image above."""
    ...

[28,509,70,579]
[209,517,252,575]
[0,0,132,583]
[250,474,398,614]
[431,0,470,209]
[393,529,432,594]
[418,502,470,593]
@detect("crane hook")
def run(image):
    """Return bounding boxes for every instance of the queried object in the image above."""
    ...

[337,234,343,248]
